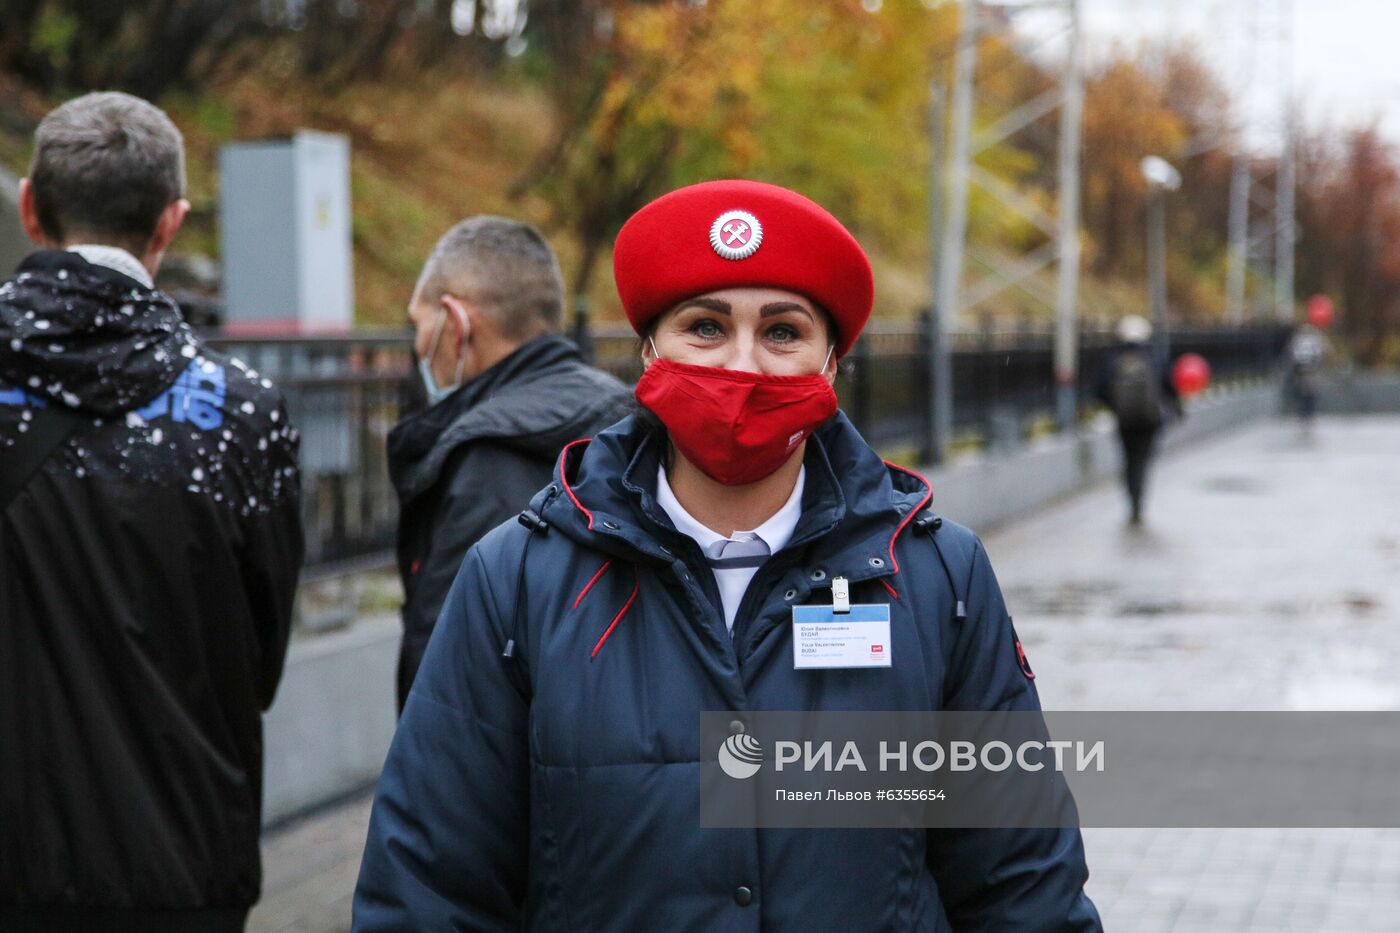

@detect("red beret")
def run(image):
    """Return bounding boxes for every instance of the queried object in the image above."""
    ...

[613,180,874,358]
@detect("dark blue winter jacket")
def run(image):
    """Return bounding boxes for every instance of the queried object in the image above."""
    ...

[353,412,1101,932]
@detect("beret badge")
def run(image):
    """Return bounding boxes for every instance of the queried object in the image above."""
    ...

[709,209,763,261]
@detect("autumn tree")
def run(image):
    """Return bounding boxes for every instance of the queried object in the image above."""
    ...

[1295,125,1400,363]
[512,0,972,313]
[0,0,534,99]
[1078,56,1189,276]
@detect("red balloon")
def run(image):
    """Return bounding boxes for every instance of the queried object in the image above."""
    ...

[1173,353,1211,396]
[1306,294,1335,329]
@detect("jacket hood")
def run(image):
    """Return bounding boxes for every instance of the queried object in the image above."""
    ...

[388,334,631,503]
[0,250,197,416]
[538,411,933,582]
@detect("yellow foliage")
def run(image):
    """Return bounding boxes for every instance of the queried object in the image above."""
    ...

[536,0,971,310]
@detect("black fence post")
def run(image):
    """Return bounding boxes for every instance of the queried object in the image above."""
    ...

[573,296,594,364]
[917,308,935,463]
[979,312,998,446]
[851,336,872,439]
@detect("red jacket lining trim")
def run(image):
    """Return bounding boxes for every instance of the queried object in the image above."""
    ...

[881,460,933,576]
[590,566,639,659]
[573,559,614,609]
[558,438,595,530]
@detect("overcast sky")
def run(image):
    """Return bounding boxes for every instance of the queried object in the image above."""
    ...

[1016,0,1400,148]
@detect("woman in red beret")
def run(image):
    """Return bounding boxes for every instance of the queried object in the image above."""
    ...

[354,181,1101,931]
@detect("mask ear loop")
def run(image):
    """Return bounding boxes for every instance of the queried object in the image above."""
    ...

[452,329,468,385]
[447,302,469,385]
[424,306,448,369]
[426,304,468,388]
[647,336,661,362]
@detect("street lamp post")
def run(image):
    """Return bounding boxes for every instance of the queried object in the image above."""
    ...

[926,79,951,465]
[1141,155,1182,360]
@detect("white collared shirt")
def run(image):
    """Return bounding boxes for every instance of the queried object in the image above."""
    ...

[655,464,805,633]
[66,244,154,288]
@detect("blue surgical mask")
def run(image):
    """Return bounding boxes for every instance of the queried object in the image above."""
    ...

[418,307,466,405]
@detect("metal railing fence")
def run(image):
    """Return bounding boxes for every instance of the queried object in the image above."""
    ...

[210,321,1289,571]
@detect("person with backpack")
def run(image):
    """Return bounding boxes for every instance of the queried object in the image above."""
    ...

[1284,322,1328,433]
[353,180,1101,931]
[1095,314,1182,526]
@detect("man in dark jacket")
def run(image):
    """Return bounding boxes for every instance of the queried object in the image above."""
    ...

[0,92,303,931]
[1095,315,1182,526]
[388,216,629,707]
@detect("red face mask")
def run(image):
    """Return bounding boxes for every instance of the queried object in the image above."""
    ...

[635,355,838,486]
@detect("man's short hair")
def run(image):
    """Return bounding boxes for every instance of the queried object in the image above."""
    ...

[416,216,564,342]
[29,91,186,253]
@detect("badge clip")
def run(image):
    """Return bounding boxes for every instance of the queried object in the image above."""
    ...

[831,576,850,614]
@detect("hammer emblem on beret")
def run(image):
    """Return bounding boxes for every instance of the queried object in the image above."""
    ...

[709,210,764,261]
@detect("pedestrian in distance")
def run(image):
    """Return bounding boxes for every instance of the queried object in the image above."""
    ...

[387,216,631,709]
[1095,314,1182,527]
[1284,322,1328,436]
[0,91,303,932]
[354,180,1101,931]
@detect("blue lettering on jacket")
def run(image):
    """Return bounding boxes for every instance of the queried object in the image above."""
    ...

[0,384,47,407]
[136,359,227,430]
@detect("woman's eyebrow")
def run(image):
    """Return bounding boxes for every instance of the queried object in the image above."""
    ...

[677,297,731,315]
[760,301,814,320]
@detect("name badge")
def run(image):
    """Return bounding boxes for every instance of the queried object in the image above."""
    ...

[792,603,892,670]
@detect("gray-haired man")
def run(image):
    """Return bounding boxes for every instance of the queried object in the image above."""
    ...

[1,92,303,931]
[388,216,630,708]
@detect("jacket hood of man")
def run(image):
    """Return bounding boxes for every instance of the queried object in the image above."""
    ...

[0,250,197,416]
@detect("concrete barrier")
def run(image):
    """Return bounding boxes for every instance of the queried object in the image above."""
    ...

[259,379,1284,825]
[915,379,1281,533]
[262,614,399,826]
[1316,372,1400,414]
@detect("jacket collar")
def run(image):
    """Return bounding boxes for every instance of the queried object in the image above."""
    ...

[66,245,153,288]
[540,411,932,584]
[388,334,587,502]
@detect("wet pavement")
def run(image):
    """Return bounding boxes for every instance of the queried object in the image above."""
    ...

[993,415,1400,931]
[996,416,1400,715]
[250,790,372,933]
[250,414,1400,932]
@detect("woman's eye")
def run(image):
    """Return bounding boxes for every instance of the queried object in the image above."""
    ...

[688,319,723,339]
[766,324,799,343]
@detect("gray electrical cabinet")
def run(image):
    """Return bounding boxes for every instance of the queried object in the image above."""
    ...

[0,165,30,275]
[219,131,354,332]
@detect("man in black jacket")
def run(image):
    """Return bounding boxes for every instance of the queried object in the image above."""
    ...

[388,216,629,708]
[0,92,303,931]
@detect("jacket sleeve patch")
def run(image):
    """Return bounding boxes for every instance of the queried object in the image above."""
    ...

[1014,637,1035,680]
